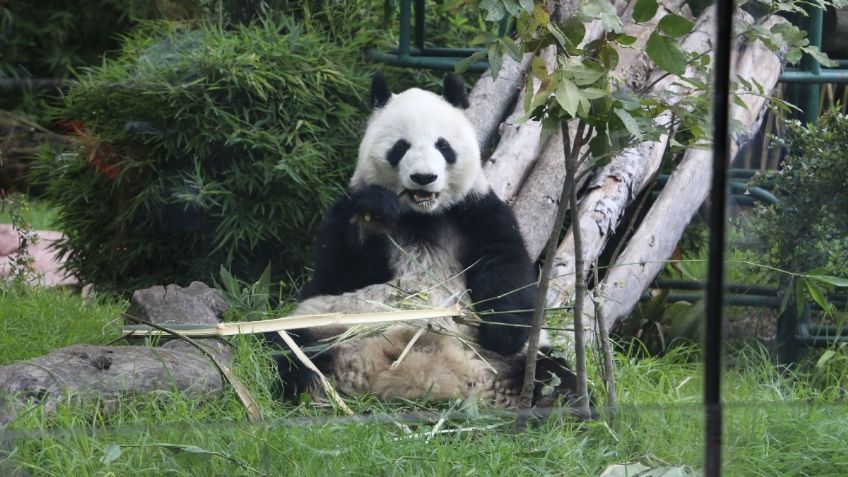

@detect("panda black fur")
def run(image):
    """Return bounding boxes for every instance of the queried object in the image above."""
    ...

[269,73,579,407]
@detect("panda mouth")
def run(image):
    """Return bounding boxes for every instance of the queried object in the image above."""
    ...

[407,190,440,207]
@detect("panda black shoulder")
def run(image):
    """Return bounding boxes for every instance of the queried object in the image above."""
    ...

[450,191,528,252]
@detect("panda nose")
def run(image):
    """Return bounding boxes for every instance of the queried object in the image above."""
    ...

[411,173,437,185]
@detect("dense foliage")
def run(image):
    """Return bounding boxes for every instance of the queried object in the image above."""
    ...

[752,109,848,276]
[36,17,370,293]
[0,0,139,80]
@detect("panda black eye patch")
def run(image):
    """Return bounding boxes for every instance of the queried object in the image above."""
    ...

[386,139,411,167]
[435,137,456,164]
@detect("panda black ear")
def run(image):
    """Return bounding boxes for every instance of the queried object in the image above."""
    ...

[371,71,392,109]
[442,74,469,109]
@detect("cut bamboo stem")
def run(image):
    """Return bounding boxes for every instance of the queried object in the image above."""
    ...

[122,305,463,338]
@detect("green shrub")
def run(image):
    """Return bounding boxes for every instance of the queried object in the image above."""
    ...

[751,109,848,276]
[35,16,370,293]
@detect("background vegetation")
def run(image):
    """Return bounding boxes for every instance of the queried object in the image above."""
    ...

[1,0,847,474]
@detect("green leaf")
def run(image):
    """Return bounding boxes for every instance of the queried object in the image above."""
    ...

[804,279,831,315]
[547,23,568,48]
[785,47,803,65]
[632,0,659,23]
[556,77,580,117]
[561,15,587,47]
[519,0,535,13]
[502,0,521,17]
[530,55,550,81]
[816,349,836,368]
[616,35,637,46]
[657,14,695,38]
[488,45,504,79]
[454,49,487,74]
[614,108,642,140]
[533,3,550,25]
[500,38,522,62]
[523,73,534,113]
[567,64,604,85]
[599,44,619,70]
[733,94,748,109]
[800,46,839,67]
[581,88,608,99]
[806,274,848,287]
[646,32,687,75]
[795,277,806,319]
[101,443,122,465]
[582,0,623,33]
[540,116,560,145]
[480,0,506,22]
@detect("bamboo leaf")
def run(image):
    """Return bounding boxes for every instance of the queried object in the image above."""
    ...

[805,274,848,287]
[816,349,836,368]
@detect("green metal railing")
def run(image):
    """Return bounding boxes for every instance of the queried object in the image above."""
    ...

[367,0,502,72]
[778,5,848,123]
[650,170,848,362]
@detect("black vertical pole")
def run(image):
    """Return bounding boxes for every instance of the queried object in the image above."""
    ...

[707,1,733,476]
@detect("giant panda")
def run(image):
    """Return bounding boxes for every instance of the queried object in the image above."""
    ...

[268,72,579,408]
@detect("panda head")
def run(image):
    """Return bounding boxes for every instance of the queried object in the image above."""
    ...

[351,72,488,214]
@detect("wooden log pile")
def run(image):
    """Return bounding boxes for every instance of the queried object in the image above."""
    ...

[482,6,789,338]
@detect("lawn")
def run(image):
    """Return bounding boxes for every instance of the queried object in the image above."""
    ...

[1,287,846,476]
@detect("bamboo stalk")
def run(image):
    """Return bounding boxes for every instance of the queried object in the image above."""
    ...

[121,305,463,338]
[276,330,354,416]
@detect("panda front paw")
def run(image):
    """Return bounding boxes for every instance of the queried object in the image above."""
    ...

[479,319,530,356]
[349,185,401,235]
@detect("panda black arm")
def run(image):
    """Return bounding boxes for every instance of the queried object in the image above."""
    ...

[453,191,537,355]
[299,185,399,299]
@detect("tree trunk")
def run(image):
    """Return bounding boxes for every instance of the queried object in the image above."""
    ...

[484,48,556,202]
[467,54,532,152]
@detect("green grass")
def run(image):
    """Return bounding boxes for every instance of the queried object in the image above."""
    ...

[2,287,847,476]
[0,199,59,230]
[0,287,124,365]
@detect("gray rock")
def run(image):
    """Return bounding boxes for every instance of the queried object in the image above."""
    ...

[126,282,229,325]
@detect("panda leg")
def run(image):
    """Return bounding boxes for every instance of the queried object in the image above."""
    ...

[327,327,494,401]
[530,348,582,408]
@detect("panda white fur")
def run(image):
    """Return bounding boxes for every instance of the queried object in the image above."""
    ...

[268,73,579,407]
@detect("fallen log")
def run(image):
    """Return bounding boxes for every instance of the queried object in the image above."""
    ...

[0,282,233,426]
[586,16,789,332]
[466,53,531,152]
[484,47,556,202]
[0,342,229,427]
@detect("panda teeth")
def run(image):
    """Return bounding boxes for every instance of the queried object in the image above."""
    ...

[409,190,438,204]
